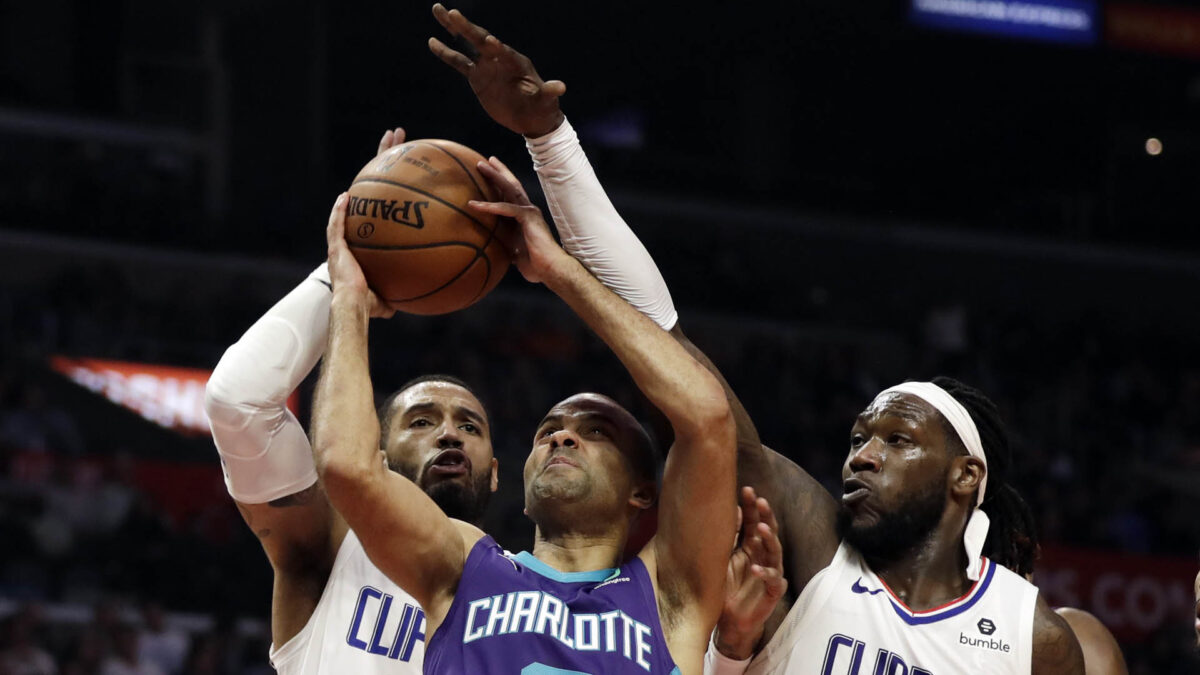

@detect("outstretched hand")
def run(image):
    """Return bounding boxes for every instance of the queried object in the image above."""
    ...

[429,4,566,137]
[467,157,568,285]
[717,486,788,660]
[325,193,395,319]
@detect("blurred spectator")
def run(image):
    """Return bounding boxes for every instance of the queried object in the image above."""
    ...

[99,624,162,675]
[136,604,187,675]
[0,605,57,675]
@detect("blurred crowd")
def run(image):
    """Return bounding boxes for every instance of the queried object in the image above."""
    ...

[0,258,1196,673]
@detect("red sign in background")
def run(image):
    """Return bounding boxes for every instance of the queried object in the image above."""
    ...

[1035,545,1197,643]
[49,356,299,436]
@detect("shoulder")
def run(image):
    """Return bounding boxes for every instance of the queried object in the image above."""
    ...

[450,519,489,558]
[1054,608,1128,675]
[1031,594,1085,675]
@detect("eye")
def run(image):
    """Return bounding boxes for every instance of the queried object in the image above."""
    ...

[460,423,480,435]
[409,418,432,428]
[537,427,557,439]
[888,433,911,445]
[850,433,866,447]
[587,426,607,437]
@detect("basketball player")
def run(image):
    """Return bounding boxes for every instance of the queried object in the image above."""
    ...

[426,7,1084,673]
[205,128,500,674]
[311,152,735,674]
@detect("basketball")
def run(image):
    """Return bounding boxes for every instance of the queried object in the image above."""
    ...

[344,139,511,315]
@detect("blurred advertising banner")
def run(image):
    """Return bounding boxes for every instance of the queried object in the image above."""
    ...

[1034,545,1197,643]
[1106,2,1200,59]
[49,356,298,436]
[910,0,1099,45]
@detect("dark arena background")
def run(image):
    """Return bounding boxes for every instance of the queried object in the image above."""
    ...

[1,0,1198,672]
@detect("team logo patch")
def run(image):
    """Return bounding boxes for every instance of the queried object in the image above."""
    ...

[977,618,996,635]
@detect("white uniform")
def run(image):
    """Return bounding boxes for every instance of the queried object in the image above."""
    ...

[205,266,427,674]
[270,529,427,674]
[744,542,1038,675]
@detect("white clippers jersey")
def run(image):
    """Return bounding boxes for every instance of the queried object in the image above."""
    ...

[270,529,427,674]
[745,542,1037,675]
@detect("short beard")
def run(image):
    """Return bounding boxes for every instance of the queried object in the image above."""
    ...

[837,475,946,565]
[423,471,492,525]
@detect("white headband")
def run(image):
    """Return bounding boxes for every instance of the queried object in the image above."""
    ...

[874,381,991,581]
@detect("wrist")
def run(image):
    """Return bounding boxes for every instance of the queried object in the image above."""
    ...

[713,622,762,661]
[523,111,566,140]
[538,249,585,292]
[331,286,371,312]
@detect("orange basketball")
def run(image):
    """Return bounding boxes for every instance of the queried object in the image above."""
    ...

[344,139,510,315]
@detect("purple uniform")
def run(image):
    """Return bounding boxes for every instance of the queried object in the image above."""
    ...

[425,536,681,674]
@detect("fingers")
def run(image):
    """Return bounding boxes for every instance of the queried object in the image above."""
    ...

[378,129,392,156]
[478,157,532,206]
[739,486,762,539]
[749,563,788,597]
[376,127,405,156]
[444,7,493,50]
[467,199,524,219]
[428,37,473,76]
[326,193,348,250]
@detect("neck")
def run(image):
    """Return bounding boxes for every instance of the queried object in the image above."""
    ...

[530,527,626,573]
[865,517,972,612]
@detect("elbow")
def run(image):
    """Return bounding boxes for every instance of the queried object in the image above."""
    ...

[312,437,378,501]
[684,378,736,443]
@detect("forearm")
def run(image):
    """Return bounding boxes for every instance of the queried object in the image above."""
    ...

[311,291,380,487]
[205,264,331,503]
[526,118,678,330]
[543,255,727,433]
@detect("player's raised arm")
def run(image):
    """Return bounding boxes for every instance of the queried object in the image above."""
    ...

[430,3,838,649]
[470,159,736,656]
[310,193,480,635]
[204,260,342,647]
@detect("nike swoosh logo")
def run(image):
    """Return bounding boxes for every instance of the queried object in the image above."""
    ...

[851,578,884,595]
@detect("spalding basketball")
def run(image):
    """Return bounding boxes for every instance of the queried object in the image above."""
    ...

[344,139,510,315]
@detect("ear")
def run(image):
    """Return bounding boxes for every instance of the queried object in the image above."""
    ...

[628,479,657,511]
[950,456,986,502]
[489,457,499,492]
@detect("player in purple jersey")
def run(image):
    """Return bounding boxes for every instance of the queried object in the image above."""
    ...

[309,159,737,673]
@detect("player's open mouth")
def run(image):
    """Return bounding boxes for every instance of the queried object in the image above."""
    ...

[842,477,871,506]
[428,449,470,477]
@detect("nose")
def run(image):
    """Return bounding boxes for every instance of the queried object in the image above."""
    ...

[437,423,463,449]
[849,438,883,474]
[549,429,579,450]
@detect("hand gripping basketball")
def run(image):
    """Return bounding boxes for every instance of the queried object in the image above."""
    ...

[468,156,567,286]
[325,193,396,319]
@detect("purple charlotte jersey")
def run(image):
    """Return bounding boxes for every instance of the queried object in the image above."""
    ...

[425,535,681,674]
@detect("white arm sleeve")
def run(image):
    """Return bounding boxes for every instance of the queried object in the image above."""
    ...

[204,264,331,504]
[526,117,679,330]
[704,633,753,675]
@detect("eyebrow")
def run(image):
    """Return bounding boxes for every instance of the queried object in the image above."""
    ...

[404,401,488,427]
[856,408,925,426]
[535,411,616,430]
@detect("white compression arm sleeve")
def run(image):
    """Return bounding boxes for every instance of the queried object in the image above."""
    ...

[204,264,331,504]
[526,117,678,330]
[704,633,753,675]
